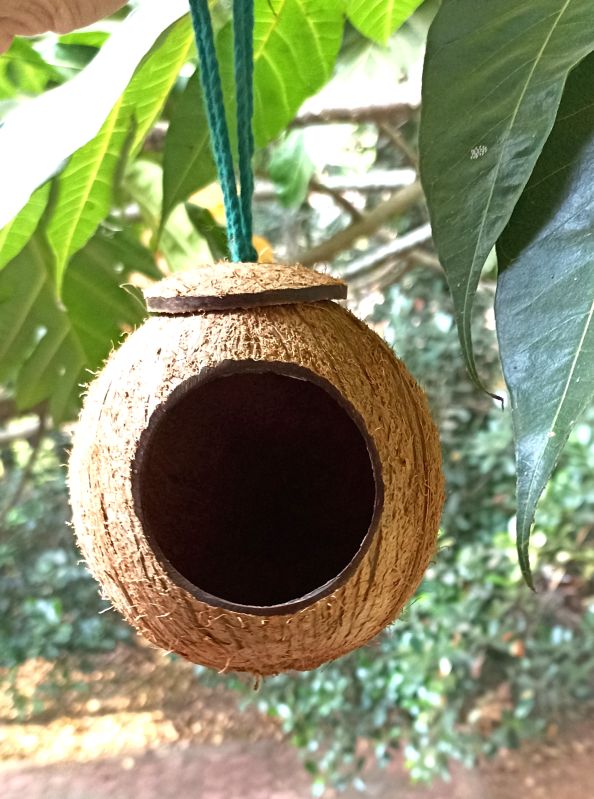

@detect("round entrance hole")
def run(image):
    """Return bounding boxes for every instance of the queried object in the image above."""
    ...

[133,362,381,612]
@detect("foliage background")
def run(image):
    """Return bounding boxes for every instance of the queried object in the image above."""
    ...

[0,0,593,792]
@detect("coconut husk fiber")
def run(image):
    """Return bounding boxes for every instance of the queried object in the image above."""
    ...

[143,261,347,312]
[69,262,444,675]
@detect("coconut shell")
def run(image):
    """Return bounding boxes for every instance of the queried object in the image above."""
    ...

[144,261,347,312]
[69,263,444,675]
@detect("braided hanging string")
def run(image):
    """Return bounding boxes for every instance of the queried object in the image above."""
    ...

[232,0,256,254]
[188,0,258,263]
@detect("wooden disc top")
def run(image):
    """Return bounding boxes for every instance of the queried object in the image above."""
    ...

[144,262,347,313]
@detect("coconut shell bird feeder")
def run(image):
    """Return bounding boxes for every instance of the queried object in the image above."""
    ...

[69,1,444,676]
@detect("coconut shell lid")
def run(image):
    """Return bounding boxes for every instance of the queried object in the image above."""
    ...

[144,262,347,313]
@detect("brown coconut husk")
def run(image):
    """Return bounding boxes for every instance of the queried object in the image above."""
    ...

[69,264,444,675]
[144,261,347,312]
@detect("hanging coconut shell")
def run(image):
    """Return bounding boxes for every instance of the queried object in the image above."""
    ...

[69,262,444,675]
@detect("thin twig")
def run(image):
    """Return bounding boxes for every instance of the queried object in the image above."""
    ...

[408,248,442,270]
[0,419,41,446]
[379,122,419,168]
[299,182,423,266]
[309,178,362,222]
[347,253,445,297]
[340,223,432,279]
[347,258,410,295]
[254,170,416,200]
[292,103,416,128]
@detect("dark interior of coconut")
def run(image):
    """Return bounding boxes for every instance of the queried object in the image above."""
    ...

[134,365,379,611]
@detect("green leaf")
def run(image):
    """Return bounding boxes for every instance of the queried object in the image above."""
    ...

[252,0,344,145]
[268,131,314,207]
[126,15,194,153]
[186,203,230,261]
[97,229,163,281]
[45,99,128,290]
[161,71,216,226]
[0,236,85,421]
[0,231,157,422]
[0,38,59,98]
[0,183,50,272]
[34,31,111,83]
[55,30,112,48]
[0,0,189,229]
[495,53,594,586]
[126,160,211,273]
[46,15,194,289]
[61,233,154,370]
[346,0,424,44]
[419,0,594,391]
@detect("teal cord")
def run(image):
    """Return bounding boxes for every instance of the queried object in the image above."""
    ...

[232,0,256,253]
[188,0,258,263]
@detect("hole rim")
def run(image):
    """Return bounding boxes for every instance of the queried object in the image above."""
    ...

[131,359,384,617]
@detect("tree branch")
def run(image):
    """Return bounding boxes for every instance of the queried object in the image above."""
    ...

[408,248,442,270]
[254,169,417,200]
[379,122,419,169]
[0,397,17,424]
[0,417,41,446]
[292,103,416,128]
[299,182,424,267]
[348,259,413,296]
[340,223,432,280]
[0,396,46,435]
[309,178,362,222]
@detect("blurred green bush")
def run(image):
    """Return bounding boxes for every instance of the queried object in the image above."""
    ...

[0,433,130,711]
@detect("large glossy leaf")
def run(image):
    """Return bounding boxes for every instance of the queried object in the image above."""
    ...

[0,183,50,271]
[46,15,194,289]
[0,231,157,423]
[252,0,344,145]
[125,14,194,153]
[161,70,215,226]
[45,99,127,289]
[420,0,594,390]
[495,54,594,585]
[0,0,189,229]
[62,232,157,369]
[346,0,424,44]
[0,236,85,421]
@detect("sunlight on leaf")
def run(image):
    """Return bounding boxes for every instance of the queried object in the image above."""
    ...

[0,0,189,229]
[346,0,424,45]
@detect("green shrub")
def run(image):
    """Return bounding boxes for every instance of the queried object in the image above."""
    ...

[0,434,130,671]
